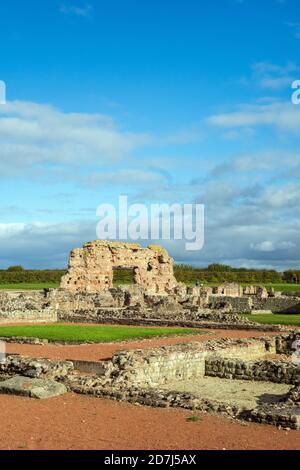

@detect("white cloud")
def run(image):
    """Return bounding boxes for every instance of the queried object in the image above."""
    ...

[1,97,300,269]
[59,3,93,17]
[85,169,168,188]
[0,101,150,178]
[250,62,299,90]
[251,240,296,252]
[207,101,300,132]
[0,220,96,268]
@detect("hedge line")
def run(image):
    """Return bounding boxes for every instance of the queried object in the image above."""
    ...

[0,266,297,285]
[173,266,283,284]
[0,270,67,284]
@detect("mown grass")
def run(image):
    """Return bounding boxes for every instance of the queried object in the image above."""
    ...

[2,281,300,292]
[250,284,300,292]
[0,283,59,290]
[245,314,300,327]
[0,324,203,343]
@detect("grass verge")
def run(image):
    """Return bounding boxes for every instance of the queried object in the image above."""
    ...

[0,324,204,343]
[1,282,300,292]
[245,314,300,327]
[0,283,59,290]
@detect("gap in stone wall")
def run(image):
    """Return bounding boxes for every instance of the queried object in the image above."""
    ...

[113,267,135,287]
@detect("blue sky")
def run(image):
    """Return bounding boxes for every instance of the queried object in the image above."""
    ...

[0,0,300,269]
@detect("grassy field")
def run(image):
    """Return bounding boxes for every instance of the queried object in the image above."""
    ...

[1,281,300,291]
[0,283,59,290]
[245,314,300,327]
[0,324,203,342]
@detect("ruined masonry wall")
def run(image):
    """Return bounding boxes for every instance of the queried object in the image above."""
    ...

[252,297,300,314]
[0,291,57,324]
[60,241,178,294]
[209,296,253,313]
[205,357,300,385]
[108,338,275,387]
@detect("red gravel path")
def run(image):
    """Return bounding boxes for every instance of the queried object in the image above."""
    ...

[0,393,298,450]
[5,329,276,362]
[1,328,298,450]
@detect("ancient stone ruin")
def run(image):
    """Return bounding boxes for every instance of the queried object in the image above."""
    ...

[0,239,299,430]
[60,240,178,294]
[1,335,299,428]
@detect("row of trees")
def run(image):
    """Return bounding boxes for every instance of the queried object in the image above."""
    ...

[173,264,283,284]
[0,268,67,284]
[282,271,300,284]
[1,264,299,285]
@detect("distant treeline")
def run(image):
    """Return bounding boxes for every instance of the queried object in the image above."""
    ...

[174,265,300,284]
[0,264,300,285]
[0,267,67,284]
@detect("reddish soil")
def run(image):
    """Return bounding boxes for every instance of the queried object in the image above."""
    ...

[0,393,298,450]
[5,329,276,362]
[1,328,298,450]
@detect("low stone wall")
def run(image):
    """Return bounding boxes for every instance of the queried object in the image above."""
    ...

[209,294,300,314]
[249,406,300,429]
[57,305,259,327]
[0,355,74,380]
[0,310,57,324]
[252,297,300,314]
[205,357,300,385]
[104,337,275,388]
[276,333,300,354]
[0,339,298,429]
[0,291,57,324]
[67,379,300,430]
[209,296,253,313]
[57,314,279,333]
[0,287,299,325]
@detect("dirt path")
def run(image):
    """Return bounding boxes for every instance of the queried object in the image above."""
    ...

[0,393,298,450]
[5,329,276,361]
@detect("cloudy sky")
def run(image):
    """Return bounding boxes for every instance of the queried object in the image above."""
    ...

[0,0,300,269]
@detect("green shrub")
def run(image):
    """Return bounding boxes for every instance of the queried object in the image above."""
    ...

[7,265,24,272]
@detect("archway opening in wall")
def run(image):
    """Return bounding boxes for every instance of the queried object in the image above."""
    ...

[113,267,135,287]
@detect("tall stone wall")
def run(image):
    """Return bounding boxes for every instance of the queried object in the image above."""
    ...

[60,241,178,294]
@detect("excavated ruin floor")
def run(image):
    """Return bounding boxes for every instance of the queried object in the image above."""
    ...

[160,377,291,410]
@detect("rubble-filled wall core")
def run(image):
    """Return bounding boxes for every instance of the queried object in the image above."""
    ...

[60,240,178,294]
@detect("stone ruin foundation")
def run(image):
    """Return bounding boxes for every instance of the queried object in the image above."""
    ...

[0,334,299,429]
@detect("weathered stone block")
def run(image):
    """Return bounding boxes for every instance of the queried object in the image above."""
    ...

[0,376,67,399]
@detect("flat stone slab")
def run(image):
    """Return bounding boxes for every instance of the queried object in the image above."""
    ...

[0,376,67,399]
[161,376,291,410]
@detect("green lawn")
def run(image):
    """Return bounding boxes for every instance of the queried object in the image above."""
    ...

[245,314,300,327]
[2,281,300,292]
[257,284,300,292]
[0,283,59,290]
[0,324,203,343]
